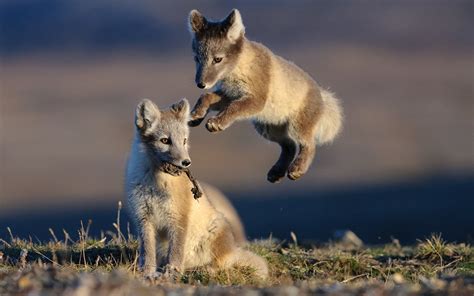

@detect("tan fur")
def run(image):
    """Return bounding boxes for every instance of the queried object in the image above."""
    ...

[126,99,267,279]
[202,183,246,244]
[189,9,343,182]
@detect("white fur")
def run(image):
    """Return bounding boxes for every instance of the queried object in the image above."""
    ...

[126,133,223,268]
[135,98,161,135]
[316,89,343,144]
[228,42,310,124]
[227,9,245,42]
[222,41,343,144]
[125,128,268,279]
[259,56,312,124]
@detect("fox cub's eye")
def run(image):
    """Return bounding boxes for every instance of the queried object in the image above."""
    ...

[160,138,171,145]
[213,57,223,64]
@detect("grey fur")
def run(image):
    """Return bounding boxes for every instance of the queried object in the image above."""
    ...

[135,99,191,169]
[189,9,244,89]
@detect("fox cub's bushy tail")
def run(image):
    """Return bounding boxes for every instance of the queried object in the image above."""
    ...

[316,89,343,145]
[222,248,269,280]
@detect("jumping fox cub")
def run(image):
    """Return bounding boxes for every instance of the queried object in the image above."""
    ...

[125,98,268,279]
[188,9,343,183]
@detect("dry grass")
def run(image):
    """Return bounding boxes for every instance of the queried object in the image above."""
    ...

[1,225,473,295]
[0,207,473,294]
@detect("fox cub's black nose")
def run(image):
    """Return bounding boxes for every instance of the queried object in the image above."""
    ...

[197,82,206,89]
[181,159,191,167]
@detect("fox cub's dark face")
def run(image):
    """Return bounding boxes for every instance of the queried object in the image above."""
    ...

[188,9,245,89]
[135,99,192,169]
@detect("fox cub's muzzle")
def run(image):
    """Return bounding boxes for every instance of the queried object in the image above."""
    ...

[195,64,208,89]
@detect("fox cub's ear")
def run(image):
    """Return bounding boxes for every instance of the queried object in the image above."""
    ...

[135,99,160,132]
[189,10,206,34]
[224,9,245,42]
[171,98,190,121]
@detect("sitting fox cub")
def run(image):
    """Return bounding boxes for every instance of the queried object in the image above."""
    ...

[125,99,268,279]
[188,9,343,183]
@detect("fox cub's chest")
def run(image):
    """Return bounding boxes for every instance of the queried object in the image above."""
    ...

[148,197,172,227]
[131,176,176,224]
[218,76,248,99]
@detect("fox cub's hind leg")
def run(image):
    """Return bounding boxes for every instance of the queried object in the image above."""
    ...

[288,142,316,180]
[254,122,297,183]
[189,92,223,126]
[287,89,322,180]
[270,139,297,183]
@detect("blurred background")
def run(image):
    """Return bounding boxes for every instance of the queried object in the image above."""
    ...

[0,0,473,244]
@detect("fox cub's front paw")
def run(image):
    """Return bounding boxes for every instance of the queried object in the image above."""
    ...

[188,117,205,127]
[206,117,226,133]
[158,264,181,281]
[142,266,158,280]
[143,271,161,280]
[143,265,180,282]
[188,110,206,127]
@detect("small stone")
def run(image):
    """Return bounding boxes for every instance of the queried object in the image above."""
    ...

[333,230,364,248]
[420,276,447,290]
[18,276,32,290]
[392,273,405,284]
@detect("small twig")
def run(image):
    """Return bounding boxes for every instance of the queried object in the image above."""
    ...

[30,246,75,271]
[95,256,101,268]
[114,201,124,244]
[290,231,298,246]
[7,227,15,243]
[160,163,203,199]
[78,222,88,269]
[85,219,92,239]
[0,238,11,248]
[127,222,132,242]
[19,249,28,268]
[182,168,203,199]
[49,228,59,244]
[342,273,368,283]
[129,249,139,275]
[62,229,73,246]
[437,257,462,272]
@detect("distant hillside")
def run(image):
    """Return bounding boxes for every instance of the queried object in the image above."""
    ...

[1,0,472,55]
